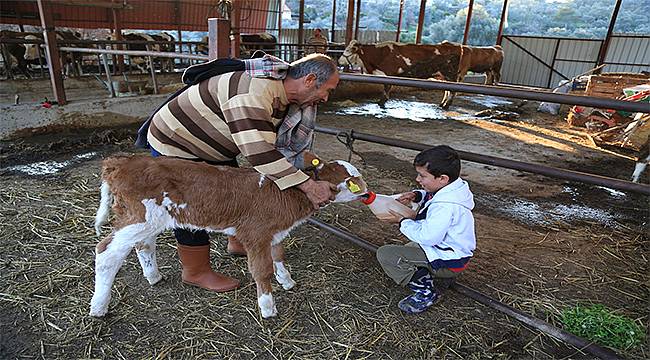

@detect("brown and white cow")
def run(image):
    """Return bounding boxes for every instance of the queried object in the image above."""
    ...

[90,154,367,318]
[109,32,174,73]
[457,44,504,85]
[338,40,463,108]
[23,30,85,77]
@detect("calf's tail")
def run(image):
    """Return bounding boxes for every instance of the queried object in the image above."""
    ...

[94,180,113,236]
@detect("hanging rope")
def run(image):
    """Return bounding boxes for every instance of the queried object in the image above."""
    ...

[336,130,366,164]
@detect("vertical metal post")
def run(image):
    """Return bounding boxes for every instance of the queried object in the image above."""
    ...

[36,44,45,78]
[547,39,561,88]
[112,6,124,74]
[463,0,475,45]
[145,45,159,94]
[396,0,404,42]
[298,0,305,57]
[345,0,355,45]
[354,0,361,40]
[101,53,115,97]
[277,0,283,60]
[330,0,337,42]
[97,54,102,75]
[415,0,426,44]
[496,0,509,45]
[37,0,66,105]
[231,0,241,58]
[177,29,183,67]
[596,0,622,70]
[208,18,230,60]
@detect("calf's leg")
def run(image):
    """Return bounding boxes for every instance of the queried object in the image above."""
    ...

[90,223,155,317]
[247,238,277,318]
[272,244,295,290]
[135,237,163,285]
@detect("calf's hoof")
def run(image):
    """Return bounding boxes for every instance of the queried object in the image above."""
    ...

[258,293,278,318]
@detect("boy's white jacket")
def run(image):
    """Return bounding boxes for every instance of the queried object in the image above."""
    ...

[400,177,476,263]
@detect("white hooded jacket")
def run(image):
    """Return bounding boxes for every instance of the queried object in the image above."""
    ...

[399,177,476,264]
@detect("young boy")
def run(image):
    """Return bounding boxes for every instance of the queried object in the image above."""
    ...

[376,145,476,314]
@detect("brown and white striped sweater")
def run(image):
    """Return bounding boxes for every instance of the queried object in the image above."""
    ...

[147,71,310,190]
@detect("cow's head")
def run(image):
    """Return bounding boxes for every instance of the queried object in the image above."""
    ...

[338,40,364,70]
[23,35,41,60]
[303,152,367,203]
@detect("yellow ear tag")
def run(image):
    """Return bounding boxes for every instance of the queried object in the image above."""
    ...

[311,159,320,167]
[347,181,361,193]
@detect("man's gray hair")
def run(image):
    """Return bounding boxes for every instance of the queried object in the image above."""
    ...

[288,54,337,87]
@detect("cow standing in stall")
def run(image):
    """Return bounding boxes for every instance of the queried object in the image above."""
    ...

[0,30,37,78]
[23,30,85,77]
[338,40,463,108]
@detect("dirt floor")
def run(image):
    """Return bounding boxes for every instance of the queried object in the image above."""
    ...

[0,87,648,359]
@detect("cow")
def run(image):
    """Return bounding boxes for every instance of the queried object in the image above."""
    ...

[1,30,33,79]
[109,32,174,73]
[197,33,277,59]
[457,44,504,85]
[338,40,463,108]
[22,30,85,77]
[89,153,367,318]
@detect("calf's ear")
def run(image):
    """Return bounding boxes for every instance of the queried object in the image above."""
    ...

[302,151,324,170]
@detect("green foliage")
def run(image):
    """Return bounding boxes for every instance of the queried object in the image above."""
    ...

[281,0,649,45]
[561,304,646,350]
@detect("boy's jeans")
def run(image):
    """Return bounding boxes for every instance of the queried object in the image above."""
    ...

[377,242,459,286]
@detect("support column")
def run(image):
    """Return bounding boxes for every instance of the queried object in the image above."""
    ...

[396,0,404,42]
[231,0,241,58]
[330,0,337,42]
[596,0,622,70]
[208,18,230,60]
[37,0,66,105]
[345,0,355,45]
[463,0,475,45]
[112,7,124,74]
[415,0,426,44]
[354,0,361,40]
[496,0,509,45]
[298,0,305,57]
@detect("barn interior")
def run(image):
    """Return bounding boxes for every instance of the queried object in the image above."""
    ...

[0,1,648,359]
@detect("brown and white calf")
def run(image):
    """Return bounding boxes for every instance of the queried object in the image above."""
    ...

[90,154,367,318]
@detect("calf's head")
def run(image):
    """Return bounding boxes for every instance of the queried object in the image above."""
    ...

[303,152,367,203]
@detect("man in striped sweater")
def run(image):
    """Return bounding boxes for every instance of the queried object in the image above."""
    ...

[147,54,340,292]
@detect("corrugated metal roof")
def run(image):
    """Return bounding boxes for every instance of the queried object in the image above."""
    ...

[0,0,276,32]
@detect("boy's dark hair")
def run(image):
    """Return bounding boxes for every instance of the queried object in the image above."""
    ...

[413,145,461,182]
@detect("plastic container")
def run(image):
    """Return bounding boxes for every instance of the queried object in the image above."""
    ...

[361,192,417,221]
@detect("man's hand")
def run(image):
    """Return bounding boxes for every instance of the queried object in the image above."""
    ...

[396,191,417,206]
[297,178,337,209]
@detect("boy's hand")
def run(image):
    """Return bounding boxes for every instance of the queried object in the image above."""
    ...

[396,192,416,206]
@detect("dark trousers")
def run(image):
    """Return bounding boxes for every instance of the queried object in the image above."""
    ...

[151,148,238,246]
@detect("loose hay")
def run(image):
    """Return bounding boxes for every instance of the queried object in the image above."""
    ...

[1,112,648,359]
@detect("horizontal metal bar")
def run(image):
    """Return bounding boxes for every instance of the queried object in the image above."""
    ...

[338,73,650,113]
[315,125,650,195]
[59,47,208,61]
[307,218,623,360]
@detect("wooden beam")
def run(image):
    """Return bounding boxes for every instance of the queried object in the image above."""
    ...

[37,0,66,105]
[496,0,509,45]
[230,0,241,58]
[345,0,354,45]
[596,0,622,70]
[463,0,474,45]
[298,0,305,56]
[354,0,361,40]
[330,0,336,42]
[208,18,230,60]
[415,0,426,44]
[396,0,404,42]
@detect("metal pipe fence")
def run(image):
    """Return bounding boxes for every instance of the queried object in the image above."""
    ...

[315,125,650,195]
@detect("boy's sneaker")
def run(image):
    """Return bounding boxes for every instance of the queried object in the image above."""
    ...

[398,291,440,314]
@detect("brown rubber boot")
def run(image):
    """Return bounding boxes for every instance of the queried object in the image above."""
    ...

[176,244,239,292]
[227,236,247,256]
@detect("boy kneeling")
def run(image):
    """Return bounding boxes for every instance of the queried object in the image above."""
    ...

[377,145,476,314]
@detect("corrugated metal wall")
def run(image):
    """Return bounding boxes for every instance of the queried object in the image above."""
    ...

[501,35,650,88]
[0,0,275,32]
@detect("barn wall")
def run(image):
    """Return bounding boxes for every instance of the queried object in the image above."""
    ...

[501,34,650,88]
